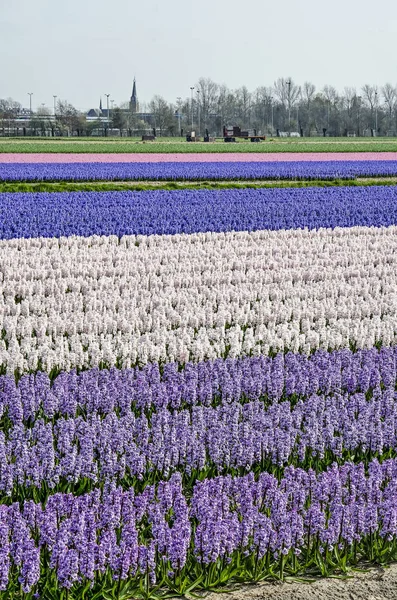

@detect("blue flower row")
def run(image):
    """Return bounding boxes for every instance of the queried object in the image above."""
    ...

[1,160,397,181]
[2,185,397,239]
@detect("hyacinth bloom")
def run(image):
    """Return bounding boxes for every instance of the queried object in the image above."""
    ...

[0,347,397,494]
[3,186,397,240]
[1,160,397,181]
[2,226,397,373]
[0,461,396,593]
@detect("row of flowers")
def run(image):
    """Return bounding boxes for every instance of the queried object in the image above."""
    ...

[0,385,397,496]
[2,186,397,240]
[2,160,397,181]
[2,151,397,163]
[1,346,394,418]
[0,345,394,496]
[1,461,397,594]
[1,226,397,372]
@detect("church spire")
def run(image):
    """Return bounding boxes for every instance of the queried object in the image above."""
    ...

[130,78,138,113]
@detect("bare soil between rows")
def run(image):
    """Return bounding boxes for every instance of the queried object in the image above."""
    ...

[204,562,397,600]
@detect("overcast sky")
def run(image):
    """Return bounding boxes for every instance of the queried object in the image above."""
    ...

[1,0,396,111]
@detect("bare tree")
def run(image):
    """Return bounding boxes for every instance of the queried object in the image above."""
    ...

[273,78,288,107]
[360,84,379,133]
[342,87,357,117]
[302,82,316,134]
[56,99,80,135]
[217,84,236,130]
[195,77,219,134]
[321,85,339,135]
[111,107,126,133]
[361,84,378,111]
[0,97,22,134]
[253,86,273,132]
[30,106,52,136]
[274,78,300,131]
[234,86,252,126]
[382,83,397,131]
[149,95,175,135]
[322,85,339,105]
[302,82,316,106]
[0,97,22,118]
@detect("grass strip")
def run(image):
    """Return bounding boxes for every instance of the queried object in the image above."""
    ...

[0,137,397,153]
[1,177,397,194]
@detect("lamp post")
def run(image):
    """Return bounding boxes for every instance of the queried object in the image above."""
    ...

[176,97,182,136]
[190,87,194,131]
[270,96,274,136]
[196,89,200,136]
[28,92,33,115]
[53,95,57,116]
[375,91,378,136]
[285,80,291,134]
[105,93,110,135]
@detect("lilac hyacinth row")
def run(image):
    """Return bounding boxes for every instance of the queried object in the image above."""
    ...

[2,460,397,592]
[0,474,189,592]
[1,386,397,493]
[3,186,397,240]
[1,346,395,420]
[2,160,397,181]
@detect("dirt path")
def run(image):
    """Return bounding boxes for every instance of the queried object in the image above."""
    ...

[205,563,397,600]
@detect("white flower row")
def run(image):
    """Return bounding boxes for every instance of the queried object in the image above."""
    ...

[1,226,397,373]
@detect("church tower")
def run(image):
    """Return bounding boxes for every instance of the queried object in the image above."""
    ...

[130,78,139,113]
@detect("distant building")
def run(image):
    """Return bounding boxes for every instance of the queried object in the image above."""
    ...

[85,80,156,134]
[86,108,102,119]
[86,98,110,121]
[129,78,139,113]
[86,79,139,121]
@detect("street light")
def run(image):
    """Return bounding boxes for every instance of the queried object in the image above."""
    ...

[176,97,182,136]
[53,95,57,116]
[105,93,110,134]
[375,91,378,136]
[190,87,195,131]
[196,89,200,136]
[28,92,33,115]
[285,80,291,133]
[270,96,274,136]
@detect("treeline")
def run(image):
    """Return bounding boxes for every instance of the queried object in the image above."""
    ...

[149,78,397,137]
[1,78,397,137]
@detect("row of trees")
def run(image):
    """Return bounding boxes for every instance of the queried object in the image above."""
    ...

[2,78,397,137]
[149,78,397,137]
[0,98,91,136]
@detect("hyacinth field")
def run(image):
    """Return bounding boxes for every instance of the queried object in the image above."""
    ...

[2,146,397,599]
[2,159,397,182]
